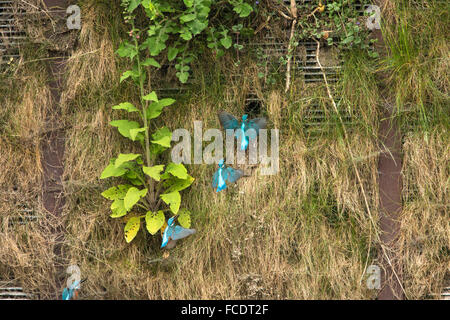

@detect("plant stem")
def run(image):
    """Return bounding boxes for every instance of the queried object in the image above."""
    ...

[133,33,155,205]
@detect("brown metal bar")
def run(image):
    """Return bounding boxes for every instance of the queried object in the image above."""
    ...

[373,0,404,300]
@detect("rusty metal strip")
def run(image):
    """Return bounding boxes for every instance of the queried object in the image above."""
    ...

[373,0,404,300]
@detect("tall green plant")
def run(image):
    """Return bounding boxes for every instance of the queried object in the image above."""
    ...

[101,0,254,243]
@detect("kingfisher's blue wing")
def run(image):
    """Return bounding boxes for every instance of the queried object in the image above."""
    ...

[218,111,239,130]
[172,226,196,241]
[246,117,267,138]
[161,225,174,248]
[225,167,243,184]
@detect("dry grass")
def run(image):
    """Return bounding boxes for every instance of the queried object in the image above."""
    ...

[0,0,448,300]
[401,128,449,299]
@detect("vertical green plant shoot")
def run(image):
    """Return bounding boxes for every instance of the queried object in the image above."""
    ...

[100,1,197,243]
[101,0,255,243]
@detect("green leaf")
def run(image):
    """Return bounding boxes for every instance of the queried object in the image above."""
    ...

[124,187,148,211]
[145,211,165,235]
[127,0,141,12]
[101,184,132,200]
[164,174,195,193]
[117,42,137,59]
[143,165,165,181]
[168,47,178,61]
[183,0,194,8]
[124,217,141,243]
[142,57,161,68]
[129,128,146,141]
[233,3,253,17]
[177,209,191,228]
[160,191,181,214]
[220,35,232,49]
[112,102,139,113]
[151,127,172,148]
[165,163,188,179]
[115,153,140,168]
[143,91,158,102]
[110,199,128,218]
[141,31,169,56]
[176,71,189,83]
[180,13,196,23]
[120,70,139,83]
[100,161,128,179]
[110,120,141,140]
[180,29,192,40]
[187,19,208,35]
[146,98,175,119]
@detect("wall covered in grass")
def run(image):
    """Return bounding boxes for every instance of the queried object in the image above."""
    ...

[0,0,448,299]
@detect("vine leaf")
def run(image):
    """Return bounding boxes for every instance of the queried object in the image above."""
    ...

[143,165,165,181]
[124,187,148,211]
[124,217,141,243]
[160,191,181,214]
[145,211,165,235]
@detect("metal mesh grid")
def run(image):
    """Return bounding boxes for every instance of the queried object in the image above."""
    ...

[0,282,33,300]
[0,1,26,64]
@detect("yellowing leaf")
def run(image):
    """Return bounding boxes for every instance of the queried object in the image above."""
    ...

[145,211,165,235]
[101,184,132,200]
[110,199,128,218]
[178,209,191,228]
[160,191,181,214]
[124,217,141,243]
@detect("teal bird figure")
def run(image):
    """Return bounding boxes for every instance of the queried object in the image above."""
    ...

[62,279,86,300]
[218,111,267,151]
[161,215,196,249]
[212,159,243,192]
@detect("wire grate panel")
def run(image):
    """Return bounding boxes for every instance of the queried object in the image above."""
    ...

[0,1,26,64]
[0,282,33,300]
